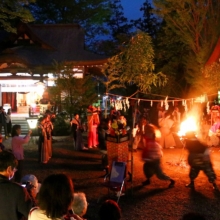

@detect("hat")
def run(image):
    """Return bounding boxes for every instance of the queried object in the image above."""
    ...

[21,174,40,192]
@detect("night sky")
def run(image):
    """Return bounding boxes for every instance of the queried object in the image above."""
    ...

[121,0,146,20]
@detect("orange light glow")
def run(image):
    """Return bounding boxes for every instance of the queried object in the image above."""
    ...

[178,116,197,137]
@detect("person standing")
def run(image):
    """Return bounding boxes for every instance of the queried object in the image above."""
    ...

[185,132,218,190]
[6,108,12,137]
[142,124,175,188]
[158,111,176,148]
[0,150,33,220]
[44,114,54,158]
[87,106,100,148]
[71,113,88,151]
[11,124,32,182]
[38,116,49,164]
[0,106,7,139]
[132,117,148,151]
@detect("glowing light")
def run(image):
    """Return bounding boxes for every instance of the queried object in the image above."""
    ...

[26,118,38,129]
[178,116,197,137]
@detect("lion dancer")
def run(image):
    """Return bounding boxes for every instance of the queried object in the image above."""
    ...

[142,124,175,188]
[87,106,100,149]
[185,131,218,190]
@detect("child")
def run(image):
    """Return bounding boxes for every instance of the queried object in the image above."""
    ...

[11,124,32,182]
[142,124,175,187]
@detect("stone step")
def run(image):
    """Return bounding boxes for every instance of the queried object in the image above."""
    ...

[3,117,30,135]
[12,120,29,134]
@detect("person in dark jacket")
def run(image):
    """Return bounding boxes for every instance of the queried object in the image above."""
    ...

[185,131,218,190]
[0,150,33,220]
[0,106,7,139]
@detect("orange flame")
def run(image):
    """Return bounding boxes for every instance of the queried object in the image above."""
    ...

[177,116,198,137]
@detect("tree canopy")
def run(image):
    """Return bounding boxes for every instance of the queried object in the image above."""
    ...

[0,0,34,33]
[48,62,98,118]
[153,0,220,95]
[101,31,168,93]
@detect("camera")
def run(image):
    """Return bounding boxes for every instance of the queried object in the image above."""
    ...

[21,181,35,191]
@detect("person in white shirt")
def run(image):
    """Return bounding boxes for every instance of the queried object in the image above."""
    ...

[28,173,74,220]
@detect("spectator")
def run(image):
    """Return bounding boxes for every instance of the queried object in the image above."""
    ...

[99,199,121,220]
[158,111,176,148]
[72,192,88,217]
[132,117,148,151]
[21,174,41,207]
[6,108,12,137]
[63,192,88,220]
[0,106,7,139]
[28,173,74,220]
[11,124,32,182]
[71,113,88,151]
[0,150,33,220]
[38,116,49,164]
[44,114,54,158]
[87,106,100,149]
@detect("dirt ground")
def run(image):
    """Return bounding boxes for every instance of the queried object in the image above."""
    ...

[3,136,220,220]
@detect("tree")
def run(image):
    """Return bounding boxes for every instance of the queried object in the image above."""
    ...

[92,0,133,56]
[28,0,111,50]
[48,62,98,119]
[101,31,168,93]
[131,0,161,38]
[153,0,220,95]
[0,0,35,33]
[96,58,125,117]
[200,62,220,94]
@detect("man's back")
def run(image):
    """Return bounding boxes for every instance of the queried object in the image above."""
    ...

[0,174,32,220]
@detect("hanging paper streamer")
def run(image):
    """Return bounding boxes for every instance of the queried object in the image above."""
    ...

[126,98,130,109]
[161,101,163,107]
[150,100,153,107]
[172,100,174,106]
[110,99,114,107]
[138,99,140,106]
[184,100,188,112]
[182,99,185,106]
[164,96,169,110]
[123,99,126,112]
[206,101,210,114]
[119,100,123,110]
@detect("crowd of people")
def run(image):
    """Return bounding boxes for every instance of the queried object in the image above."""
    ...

[0,102,219,219]
[0,150,123,220]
